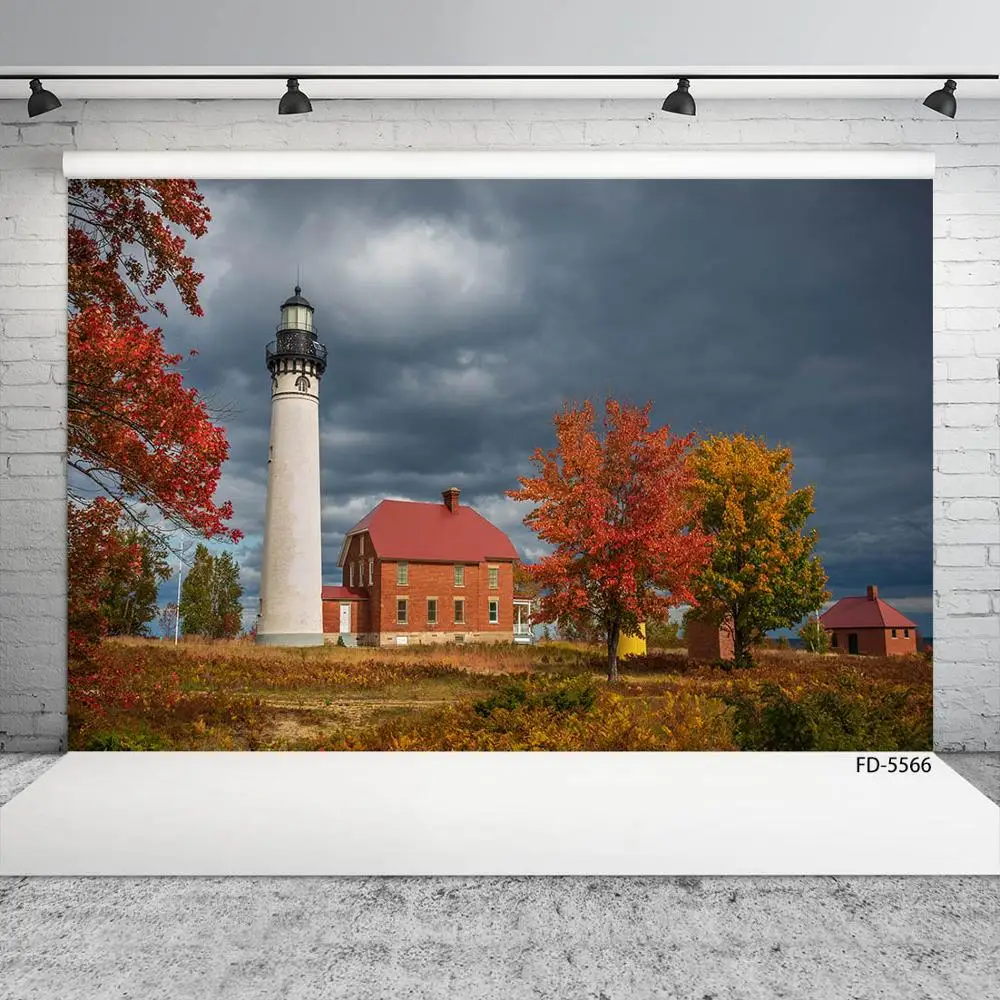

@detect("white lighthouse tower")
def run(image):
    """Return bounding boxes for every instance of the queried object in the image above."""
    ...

[256,285,326,646]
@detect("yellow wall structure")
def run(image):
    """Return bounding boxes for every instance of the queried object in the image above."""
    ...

[616,622,647,658]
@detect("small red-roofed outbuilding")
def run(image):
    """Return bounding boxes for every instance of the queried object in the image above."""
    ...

[820,585,918,656]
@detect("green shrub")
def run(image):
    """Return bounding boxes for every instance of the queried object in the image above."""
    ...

[84,730,168,751]
[473,675,598,718]
[474,680,530,716]
[723,671,931,751]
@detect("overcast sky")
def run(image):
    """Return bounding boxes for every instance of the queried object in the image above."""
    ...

[145,177,932,636]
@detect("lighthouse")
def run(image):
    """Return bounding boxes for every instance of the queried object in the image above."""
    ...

[256,285,327,646]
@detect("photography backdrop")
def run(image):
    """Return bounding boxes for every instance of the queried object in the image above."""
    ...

[0,101,998,753]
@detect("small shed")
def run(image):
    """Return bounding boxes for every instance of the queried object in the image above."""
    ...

[685,614,735,661]
[820,585,918,656]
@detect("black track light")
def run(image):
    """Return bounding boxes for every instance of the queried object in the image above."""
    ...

[27,78,61,118]
[923,79,957,118]
[278,77,312,115]
[661,77,696,116]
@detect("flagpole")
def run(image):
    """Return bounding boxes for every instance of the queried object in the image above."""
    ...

[174,546,184,645]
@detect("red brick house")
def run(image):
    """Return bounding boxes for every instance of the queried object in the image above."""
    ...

[820,585,918,656]
[322,487,522,646]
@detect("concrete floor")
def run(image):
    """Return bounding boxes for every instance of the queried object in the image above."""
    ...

[2,753,998,1000]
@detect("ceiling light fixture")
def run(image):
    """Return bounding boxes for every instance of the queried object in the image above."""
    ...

[27,78,62,117]
[922,79,958,118]
[278,77,312,115]
[661,77,696,116]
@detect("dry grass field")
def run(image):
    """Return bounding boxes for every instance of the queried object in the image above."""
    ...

[68,637,933,752]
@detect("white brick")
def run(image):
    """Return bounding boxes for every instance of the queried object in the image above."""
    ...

[32,713,68,738]
[936,450,994,475]
[932,615,1000,639]
[935,194,1000,217]
[949,217,1000,239]
[2,93,1000,753]
[0,428,66,453]
[933,381,1000,404]
[935,520,1000,546]
[936,283,1000,308]
[5,453,64,476]
[0,475,66,500]
[935,237,1000,263]
[934,474,1000,498]
[935,427,1000,452]
[935,590,993,615]
[0,382,65,408]
[974,333,1000,356]
[939,403,999,428]
[0,238,66,265]
[942,307,1000,332]
[945,356,1000,380]
[935,167,1000,192]
[943,498,1000,521]
[934,545,989,567]
[472,120,534,146]
[16,123,76,147]
[0,170,59,195]
[0,570,67,595]
[937,637,1000,663]
[958,122,1000,144]
[0,360,54,385]
[935,567,1000,592]
[0,311,65,339]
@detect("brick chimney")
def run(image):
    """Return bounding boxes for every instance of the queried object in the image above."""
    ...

[866,584,878,601]
[442,487,461,512]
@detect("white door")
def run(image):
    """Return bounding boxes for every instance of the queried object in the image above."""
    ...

[339,603,352,633]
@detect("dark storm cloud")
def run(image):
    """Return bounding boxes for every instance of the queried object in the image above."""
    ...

[157,178,932,634]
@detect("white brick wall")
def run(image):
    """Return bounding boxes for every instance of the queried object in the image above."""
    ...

[1,97,997,751]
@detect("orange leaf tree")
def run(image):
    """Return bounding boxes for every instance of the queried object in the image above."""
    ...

[507,399,712,682]
[685,433,829,667]
[67,179,241,659]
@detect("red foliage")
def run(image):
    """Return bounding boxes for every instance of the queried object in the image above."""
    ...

[67,499,140,659]
[67,179,240,670]
[68,179,210,324]
[68,305,240,543]
[507,398,713,677]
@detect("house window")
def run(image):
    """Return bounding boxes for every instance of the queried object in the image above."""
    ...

[904,629,910,638]
[427,598,438,625]
[454,565,465,587]
[368,557,374,586]
[891,628,897,639]
[488,565,499,589]
[831,633,838,648]
[349,563,354,587]
[397,562,408,586]
[454,634,465,644]
[489,598,499,624]
[360,535,365,556]
[454,598,465,624]
[295,374,310,392]
[396,598,408,625]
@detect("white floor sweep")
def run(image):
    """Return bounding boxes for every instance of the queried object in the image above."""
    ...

[1,751,996,875]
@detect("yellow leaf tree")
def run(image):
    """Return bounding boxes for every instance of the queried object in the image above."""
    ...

[686,433,829,667]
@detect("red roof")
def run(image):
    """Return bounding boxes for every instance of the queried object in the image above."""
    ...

[820,595,917,629]
[339,498,519,565]
[321,585,368,601]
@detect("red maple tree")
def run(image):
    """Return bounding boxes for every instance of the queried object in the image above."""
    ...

[507,398,712,681]
[67,179,241,668]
